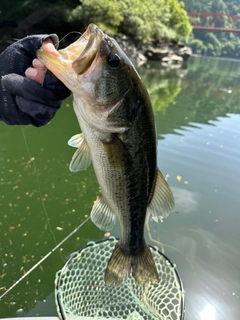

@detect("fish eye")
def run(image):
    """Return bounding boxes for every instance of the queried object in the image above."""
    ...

[107,53,120,68]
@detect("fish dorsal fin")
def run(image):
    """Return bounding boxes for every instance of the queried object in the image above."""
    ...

[68,133,84,148]
[147,169,174,222]
[68,134,91,172]
[91,195,116,231]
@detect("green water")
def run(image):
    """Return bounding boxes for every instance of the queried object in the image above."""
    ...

[0,56,240,319]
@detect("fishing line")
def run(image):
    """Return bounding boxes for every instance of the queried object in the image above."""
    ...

[21,127,58,248]
[146,211,194,272]
[0,216,91,301]
[55,31,83,48]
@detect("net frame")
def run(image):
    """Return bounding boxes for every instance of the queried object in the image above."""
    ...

[55,237,185,320]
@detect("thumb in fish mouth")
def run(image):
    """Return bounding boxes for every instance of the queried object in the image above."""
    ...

[25,38,60,84]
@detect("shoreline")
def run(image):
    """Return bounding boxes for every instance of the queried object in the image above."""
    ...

[0,30,192,67]
[114,33,192,66]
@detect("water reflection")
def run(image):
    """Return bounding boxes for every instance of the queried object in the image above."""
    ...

[139,63,187,113]
[171,187,199,214]
[0,57,240,318]
[146,110,240,318]
[144,57,240,139]
[200,303,216,320]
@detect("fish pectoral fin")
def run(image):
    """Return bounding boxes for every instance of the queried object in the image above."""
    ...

[104,243,159,287]
[68,133,84,148]
[90,195,116,231]
[147,169,175,222]
[69,137,91,172]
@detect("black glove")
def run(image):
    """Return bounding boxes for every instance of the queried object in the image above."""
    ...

[0,34,71,126]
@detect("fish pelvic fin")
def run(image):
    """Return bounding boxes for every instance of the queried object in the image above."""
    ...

[68,133,84,148]
[68,133,91,172]
[147,168,175,222]
[104,243,159,287]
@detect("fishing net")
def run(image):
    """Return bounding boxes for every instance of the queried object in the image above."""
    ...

[55,237,185,320]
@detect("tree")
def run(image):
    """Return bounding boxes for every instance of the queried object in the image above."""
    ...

[69,0,192,42]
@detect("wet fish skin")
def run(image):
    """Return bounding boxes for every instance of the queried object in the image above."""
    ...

[37,24,174,287]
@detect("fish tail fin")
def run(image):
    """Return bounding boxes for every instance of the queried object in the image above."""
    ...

[104,243,159,287]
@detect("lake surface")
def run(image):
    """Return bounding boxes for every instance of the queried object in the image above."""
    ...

[0,56,240,319]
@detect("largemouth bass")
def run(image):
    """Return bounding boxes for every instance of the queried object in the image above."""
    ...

[37,24,174,287]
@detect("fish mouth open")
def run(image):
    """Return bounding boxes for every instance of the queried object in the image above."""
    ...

[36,24,103,83]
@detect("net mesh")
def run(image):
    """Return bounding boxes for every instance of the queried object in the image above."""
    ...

[55,237,184,320]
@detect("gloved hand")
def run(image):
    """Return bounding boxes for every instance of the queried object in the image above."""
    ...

[0,34,71,126]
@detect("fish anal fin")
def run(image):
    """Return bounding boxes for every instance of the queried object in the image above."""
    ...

[104,243,159,287]
[69,136,91,172]
[90,195,116,231]
[148,169,174,222]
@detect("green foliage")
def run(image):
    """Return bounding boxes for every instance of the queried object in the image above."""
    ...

[0,0,191,49]
[222,41,236,57]
[206,43,215,56]
[69,0,123,34]
[120,0,173,41]
[204,33,222,55]
[0,0,80,39]
[227,0,240,15]
[183,0,227,13]
[183,0,240,58]
[189,39,207,54]
[166,0,192,38]
[69,0,192,42]
[0,0,36,24]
